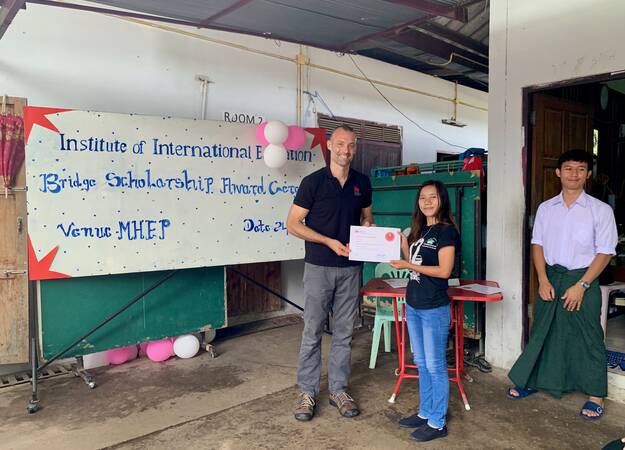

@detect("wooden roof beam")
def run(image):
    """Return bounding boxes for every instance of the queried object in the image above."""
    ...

[383,0,468,22]
[391,29,488,73]
[340,15,433,52]
[199,0,254,26]
[0,0,25,40]
[417,22,488,57]
[342,0,473,51]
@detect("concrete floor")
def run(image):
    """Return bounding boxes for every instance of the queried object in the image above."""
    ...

[1,319,624,450]
[606,314,625,351]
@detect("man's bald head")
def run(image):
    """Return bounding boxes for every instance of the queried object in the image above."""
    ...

[330,125,356,140]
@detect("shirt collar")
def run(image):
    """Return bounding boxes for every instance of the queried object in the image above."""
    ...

[325,166,354,181]
[555,190,588,208]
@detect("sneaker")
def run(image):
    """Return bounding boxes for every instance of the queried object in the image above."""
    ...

[398,413,428,428]
[410,424,448,442]
[464,350,493,373]
[329,391,360,418]
[294,392,315,421]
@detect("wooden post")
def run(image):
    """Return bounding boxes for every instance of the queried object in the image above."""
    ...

[0,95,29,364]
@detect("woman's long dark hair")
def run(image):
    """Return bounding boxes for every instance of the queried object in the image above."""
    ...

[407,180,457,245]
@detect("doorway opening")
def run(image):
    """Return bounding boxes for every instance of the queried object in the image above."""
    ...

[524,73,625,378]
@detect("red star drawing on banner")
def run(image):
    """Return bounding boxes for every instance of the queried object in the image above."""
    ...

[23,106,72,143]
[304,127,328,162]
[28,236,71,281]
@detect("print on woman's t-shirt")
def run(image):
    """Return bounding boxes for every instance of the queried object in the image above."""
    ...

[409,238,424,282]
[409,234,439,283]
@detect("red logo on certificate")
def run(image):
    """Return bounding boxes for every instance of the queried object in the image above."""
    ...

[385,232,395,241]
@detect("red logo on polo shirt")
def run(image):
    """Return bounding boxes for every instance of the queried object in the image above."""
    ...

[353,186,361,196]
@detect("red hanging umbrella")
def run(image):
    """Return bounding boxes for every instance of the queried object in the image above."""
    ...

[0,111,25,198]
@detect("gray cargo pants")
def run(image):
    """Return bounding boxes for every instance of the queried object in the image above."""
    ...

[296,263,361,396]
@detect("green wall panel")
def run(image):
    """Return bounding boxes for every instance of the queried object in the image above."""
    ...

[39,267,225,360]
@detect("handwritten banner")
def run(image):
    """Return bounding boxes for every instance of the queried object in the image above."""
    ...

[24,107,324,280]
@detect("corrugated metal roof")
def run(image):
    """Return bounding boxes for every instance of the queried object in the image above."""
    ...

[434,0,489,46]
[92,0,236,22]
[9,0,490,90]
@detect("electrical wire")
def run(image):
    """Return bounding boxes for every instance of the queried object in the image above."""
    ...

[348,54,466,150]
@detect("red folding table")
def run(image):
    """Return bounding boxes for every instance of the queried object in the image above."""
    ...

[361,278,503,411]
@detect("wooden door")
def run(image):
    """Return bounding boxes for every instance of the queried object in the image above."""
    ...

[528,94,593,312]
[0,96,28,364]
[226,262,282,319]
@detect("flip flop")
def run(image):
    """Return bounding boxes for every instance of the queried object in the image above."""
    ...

[506,386,537,400]
[601,438,624,450]
[579,401,604,421]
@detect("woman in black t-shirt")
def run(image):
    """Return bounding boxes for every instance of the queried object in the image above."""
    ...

[390,180,460,443]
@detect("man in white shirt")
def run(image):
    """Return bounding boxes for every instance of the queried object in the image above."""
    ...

[507,149,618,421]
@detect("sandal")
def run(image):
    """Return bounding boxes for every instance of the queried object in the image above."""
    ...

[506,386,537,400]
[600,438,624,450]
[579,401,604,421]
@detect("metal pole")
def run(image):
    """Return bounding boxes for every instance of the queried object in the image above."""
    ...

[27,280,40,413]
[455,187,463,279]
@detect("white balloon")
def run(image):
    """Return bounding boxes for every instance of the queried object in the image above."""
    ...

[173,334,200,359]
[263,120,289,145]
[263,144,288,168]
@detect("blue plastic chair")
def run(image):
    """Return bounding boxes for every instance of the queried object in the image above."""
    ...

[368,263,411,369]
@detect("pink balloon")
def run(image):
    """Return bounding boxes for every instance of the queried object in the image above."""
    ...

[284,126,306,150]
[146,339,173,362]
[107,347,131,365]
[255,122,269,146]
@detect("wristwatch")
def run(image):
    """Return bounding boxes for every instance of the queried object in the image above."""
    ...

[579,280,591,290]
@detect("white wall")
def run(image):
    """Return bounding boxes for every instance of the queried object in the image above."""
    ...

[302,48,488,163]
[487,0,625,368]
[0,3,487,315]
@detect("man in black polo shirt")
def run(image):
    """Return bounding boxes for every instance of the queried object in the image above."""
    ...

[287,125,373,422]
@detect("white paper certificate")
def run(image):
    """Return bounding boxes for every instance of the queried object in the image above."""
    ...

[456,283,502,295]
[348,226,401,262]
[384,278,409,288]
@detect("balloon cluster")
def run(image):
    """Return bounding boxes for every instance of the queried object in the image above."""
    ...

[104,334,201,365]
[256,121,306,168]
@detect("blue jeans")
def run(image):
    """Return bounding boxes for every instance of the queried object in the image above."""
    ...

[405,303,451,428]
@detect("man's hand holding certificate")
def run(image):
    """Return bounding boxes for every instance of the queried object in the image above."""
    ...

[348,226,401,262]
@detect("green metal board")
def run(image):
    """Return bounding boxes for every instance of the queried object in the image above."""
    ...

[364,169,483,336]
[39,267,226,360]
